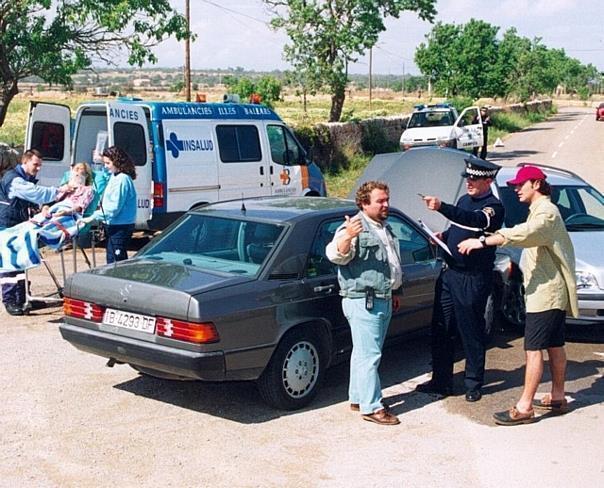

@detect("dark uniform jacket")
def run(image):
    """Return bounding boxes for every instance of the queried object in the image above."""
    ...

[439,190,504,273]
[0,166,40,228]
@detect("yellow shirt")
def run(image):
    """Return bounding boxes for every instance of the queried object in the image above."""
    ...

[496,195,578,317]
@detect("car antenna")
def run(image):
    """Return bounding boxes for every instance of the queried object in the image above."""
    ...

[240,193,246,213]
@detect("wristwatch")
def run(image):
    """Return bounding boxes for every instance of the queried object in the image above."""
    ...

[478,235,487,247]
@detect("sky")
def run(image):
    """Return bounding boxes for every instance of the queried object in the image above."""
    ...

[142,0,604,75]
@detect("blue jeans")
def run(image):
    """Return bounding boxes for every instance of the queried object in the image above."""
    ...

[105,224,134,264]
[342,297,392,414]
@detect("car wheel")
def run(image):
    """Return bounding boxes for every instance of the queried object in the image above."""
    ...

[257,327,326,410]
[501,279,526,328]
[484,293,507,339]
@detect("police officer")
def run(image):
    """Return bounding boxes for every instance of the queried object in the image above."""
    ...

[416,156,504,402]
[0,149,70,316]
[472,106,492,160]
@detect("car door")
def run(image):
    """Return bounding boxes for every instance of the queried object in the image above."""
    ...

[25,102,72,186]
[107,102,153,227]
[215,123,271,200]
[387,213,441,336]
[300,218,350,356]
[454,106,482,150]
[265,123,311,196]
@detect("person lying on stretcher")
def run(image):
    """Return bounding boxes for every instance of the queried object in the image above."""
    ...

[34,162,95,222]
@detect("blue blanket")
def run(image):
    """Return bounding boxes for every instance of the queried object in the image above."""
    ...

[0,203,82,272]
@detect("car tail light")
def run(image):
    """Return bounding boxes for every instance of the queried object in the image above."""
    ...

[64,297,105,322]
[156,318,219,344]
[153,181,165,208]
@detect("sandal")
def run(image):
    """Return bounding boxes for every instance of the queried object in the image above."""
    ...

[493,406,536,426]
[532,394,568,414]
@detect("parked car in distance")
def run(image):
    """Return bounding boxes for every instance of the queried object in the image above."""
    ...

[60,197,440,410]
[596,102,604,121]
[490,164,604,328]
[399,103,483,152]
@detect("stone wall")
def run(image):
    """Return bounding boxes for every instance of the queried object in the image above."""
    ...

[301,99,553,170]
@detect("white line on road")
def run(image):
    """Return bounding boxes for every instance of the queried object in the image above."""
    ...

[552,151,558,159]
[558,142,564,148]
[564,135,570,140]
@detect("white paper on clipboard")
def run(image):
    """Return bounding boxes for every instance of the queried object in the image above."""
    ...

[418,219,452,256]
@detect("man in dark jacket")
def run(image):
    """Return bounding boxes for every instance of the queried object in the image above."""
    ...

[0,149,70,315]
[416,156,504,402]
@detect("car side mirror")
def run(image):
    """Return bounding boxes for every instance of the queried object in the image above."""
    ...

[269,253,306,279]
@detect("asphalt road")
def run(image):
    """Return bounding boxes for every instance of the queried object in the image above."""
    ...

[1,106,603,487]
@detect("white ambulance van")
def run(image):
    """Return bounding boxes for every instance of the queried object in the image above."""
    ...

[26,98,327,230]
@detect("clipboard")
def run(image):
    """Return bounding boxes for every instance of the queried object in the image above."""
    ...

[418,219,452,256]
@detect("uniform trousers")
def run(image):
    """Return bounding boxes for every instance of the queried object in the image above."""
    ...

[0,270,25,307]
[342,296,392,414]
[430,267,492,392]
[105,224,134,264]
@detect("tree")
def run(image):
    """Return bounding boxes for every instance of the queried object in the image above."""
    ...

[0,0,189,127]
[264,0,437,122]
[415,19,500,98]
[224,76,282,108]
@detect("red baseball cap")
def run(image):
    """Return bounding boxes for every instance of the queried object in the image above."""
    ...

[506,165,546,186]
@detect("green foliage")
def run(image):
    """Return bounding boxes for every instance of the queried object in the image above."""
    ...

[224,75,282,108]
[0,0,190,126]
[170,80,185,93]
[264,0,437,122]
[360,121,397,154]
[446,96,474,113]
[416,19,598,100]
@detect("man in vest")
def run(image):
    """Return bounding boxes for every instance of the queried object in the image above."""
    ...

[0,149,71,316]
[326,180,403,426]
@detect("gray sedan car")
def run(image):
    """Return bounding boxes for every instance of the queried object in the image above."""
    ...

[60,197,440,410]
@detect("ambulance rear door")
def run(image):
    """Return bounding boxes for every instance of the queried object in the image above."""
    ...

[107,102,152,228]
[25,102,71,186]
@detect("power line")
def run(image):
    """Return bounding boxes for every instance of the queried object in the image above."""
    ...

[199,0,270,26]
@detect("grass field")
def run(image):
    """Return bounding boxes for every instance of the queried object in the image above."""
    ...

[0,90,555,198]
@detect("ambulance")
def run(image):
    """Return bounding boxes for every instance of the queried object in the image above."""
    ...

[25,98,327,230]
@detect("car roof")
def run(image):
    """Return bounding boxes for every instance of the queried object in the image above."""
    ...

[495,165,589,187]
[190,196,358,223]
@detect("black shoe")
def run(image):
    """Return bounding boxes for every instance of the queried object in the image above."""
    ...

[465,390,482,402]
[415,381,452,397]
[5,303,24,316]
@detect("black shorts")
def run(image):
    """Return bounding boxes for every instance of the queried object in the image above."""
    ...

[524,309,566,351]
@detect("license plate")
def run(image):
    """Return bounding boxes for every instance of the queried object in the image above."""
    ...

[103,308,156,334]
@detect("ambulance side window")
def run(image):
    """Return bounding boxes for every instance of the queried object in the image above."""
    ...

[216,125,262,163]
[114,122,147,166]
[31,122,65,161]
[267,125,305,166]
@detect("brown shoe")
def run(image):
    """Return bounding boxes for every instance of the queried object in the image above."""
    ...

[493,406,535,426]
[532,394,568,414]
[362,408,400,425]
[350,402,390,412]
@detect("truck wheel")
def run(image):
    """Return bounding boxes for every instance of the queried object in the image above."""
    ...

[257,327,326,410]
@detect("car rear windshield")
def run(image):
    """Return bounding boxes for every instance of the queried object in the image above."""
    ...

[499,184,604,231]
[138,214,285,275]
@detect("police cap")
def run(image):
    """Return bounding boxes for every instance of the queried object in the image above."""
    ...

[461,155,501,179]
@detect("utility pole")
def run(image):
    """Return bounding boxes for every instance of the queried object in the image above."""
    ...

[402,62,405,99]
[369,47,373,109]
[184,0,191,101]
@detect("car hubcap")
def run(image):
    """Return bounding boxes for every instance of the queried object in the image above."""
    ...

[281,341,319,398]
